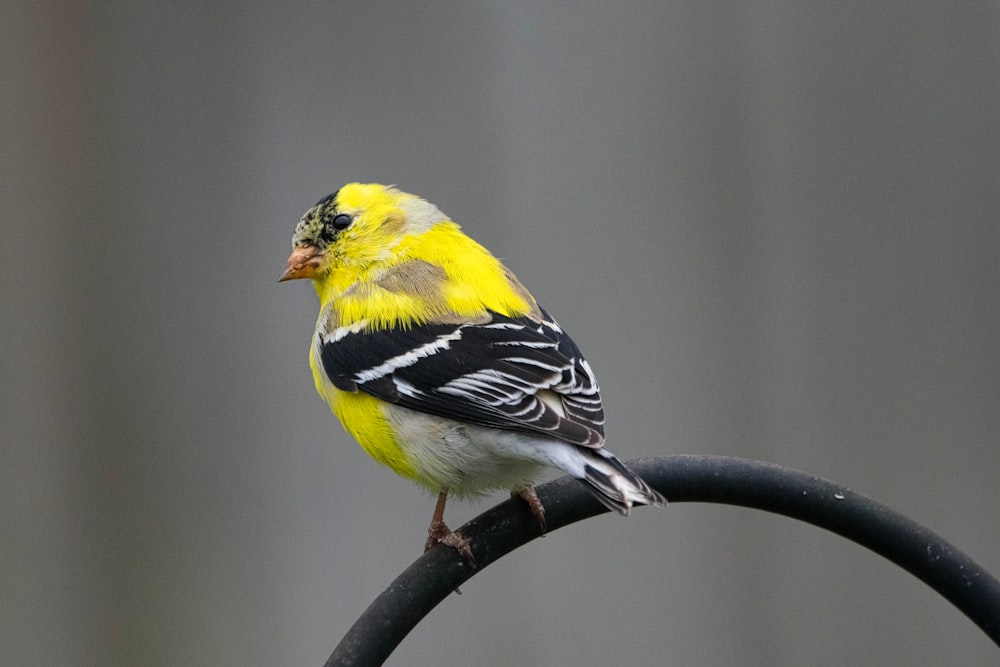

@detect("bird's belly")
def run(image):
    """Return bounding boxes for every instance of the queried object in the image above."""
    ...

[380,402,545,498]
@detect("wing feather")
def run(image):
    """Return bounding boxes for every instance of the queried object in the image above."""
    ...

[318,310,605,447]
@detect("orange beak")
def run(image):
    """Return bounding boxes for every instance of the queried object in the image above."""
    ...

[278,245,325,282]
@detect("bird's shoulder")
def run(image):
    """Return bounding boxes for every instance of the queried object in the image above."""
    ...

[325,246,539,326]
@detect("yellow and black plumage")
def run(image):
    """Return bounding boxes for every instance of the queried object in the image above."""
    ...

[280,183,665,560]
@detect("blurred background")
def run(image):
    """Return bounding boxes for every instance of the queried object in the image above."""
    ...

[4,2,998,665]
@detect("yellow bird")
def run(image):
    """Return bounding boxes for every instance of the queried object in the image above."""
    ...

[280,183,665,561]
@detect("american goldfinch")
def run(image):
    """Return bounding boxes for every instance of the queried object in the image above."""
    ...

[280,183,665,561]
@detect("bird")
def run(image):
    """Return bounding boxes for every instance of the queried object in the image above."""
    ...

[279,183,666,563]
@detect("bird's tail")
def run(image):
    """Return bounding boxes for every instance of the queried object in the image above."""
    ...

[577,449,667,515]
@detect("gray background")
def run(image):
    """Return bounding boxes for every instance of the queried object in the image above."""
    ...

[4,3,998,665]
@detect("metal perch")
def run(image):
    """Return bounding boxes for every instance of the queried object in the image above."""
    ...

[326,455,1000,666]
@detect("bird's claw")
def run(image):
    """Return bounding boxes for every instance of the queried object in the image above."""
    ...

[425,520,476,566]
[515,486,548,534]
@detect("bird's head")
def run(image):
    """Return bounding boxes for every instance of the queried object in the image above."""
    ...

[279,183,447,283]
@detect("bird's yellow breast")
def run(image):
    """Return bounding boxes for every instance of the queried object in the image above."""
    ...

[334,389,418,479]
[309,343,417,479]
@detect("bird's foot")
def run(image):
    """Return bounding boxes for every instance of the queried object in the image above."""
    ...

[425,520,476,566]
[514,486,547,535]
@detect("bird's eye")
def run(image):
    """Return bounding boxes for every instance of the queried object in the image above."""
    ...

[331,213,353,231]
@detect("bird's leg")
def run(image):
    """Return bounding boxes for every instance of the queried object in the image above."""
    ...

[423,489,450,552]
[424,489,476,565]
[514,485,547,535]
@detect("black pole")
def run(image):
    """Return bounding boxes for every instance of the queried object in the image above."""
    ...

[326,455,1000,666]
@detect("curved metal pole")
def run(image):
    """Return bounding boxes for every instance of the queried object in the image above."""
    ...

[326,455,1000,666]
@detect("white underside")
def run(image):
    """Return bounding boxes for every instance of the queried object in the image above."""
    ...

[380,401,590,498]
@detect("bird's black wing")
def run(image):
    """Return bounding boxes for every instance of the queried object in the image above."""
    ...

[319,310,605,447]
